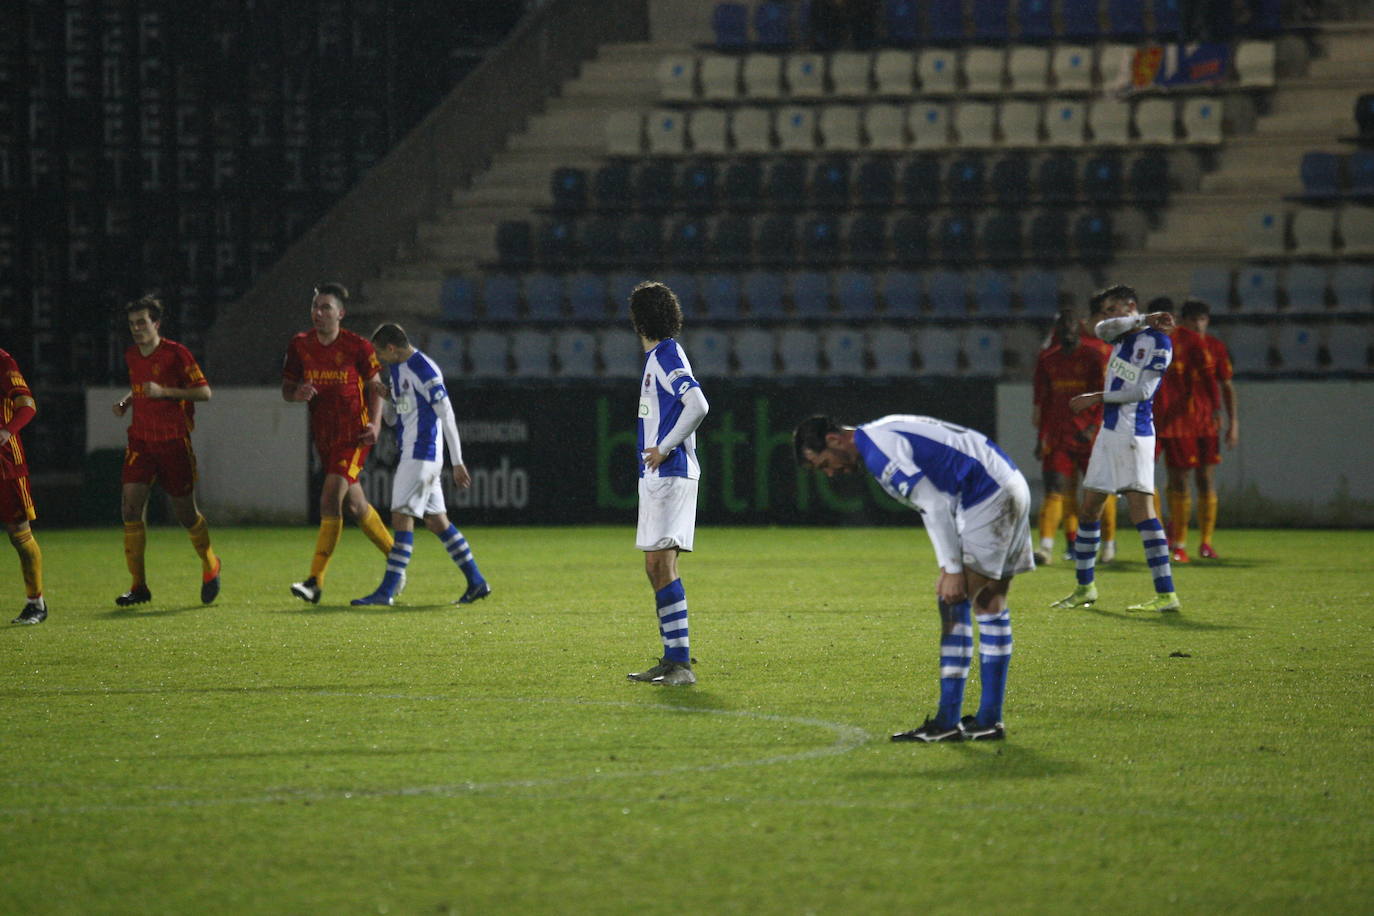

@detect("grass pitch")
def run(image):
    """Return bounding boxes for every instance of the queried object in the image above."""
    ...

[2,525,1372,914]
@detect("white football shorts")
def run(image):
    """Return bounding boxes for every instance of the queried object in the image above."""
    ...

[1082,428,1156,495]
[959,471,1035,580]
[391,458,447,518]
[636,476,698,552]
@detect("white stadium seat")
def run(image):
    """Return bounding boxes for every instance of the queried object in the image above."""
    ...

[999,100,1042,146]
[1325,323,1371,372]
[1088,98,1131,145]
[734,328,776,376]
[873,50,916,95]
[1245,208,1286,257]
[605,110,643,155]
[1339,206,1374,256]
[775,105,818,152]
[1051,45,1094,91]
[426,331,465,378]
[554,330,597,378]
[819,105,863,152]
[510,330,551,377]
[655,55,697,100]
[466,330,509,378]
[689,108,728,155]
[909,103,951,149]
[1007,45,1050,92]
[963,48,1005,93]
[822,326,867,375]
[868,326,915,375]
[1181,96,1223,144]
[699,55,741,100]
[1044,98,1086,146]
[1291,208,1336,256]
[829,51,872,96]
[914,327,961,375]
[1276,324,1320,371]
[777,328,821,375]
[955,101,996,148]
[1220,324,1273,372]
[785,53,826,98]
[962,327,1003,376]
[731,107,773,153]
[1134,98,1177,145]
[917,48,958,94]
[1234,40,1276,88]
[646,108,687,155]
[686,328,731,378]
[742,53,784,99]
[864,103,907,151]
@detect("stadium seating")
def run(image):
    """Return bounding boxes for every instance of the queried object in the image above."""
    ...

[679,161,718,211]
[524,272,565,320]
[822,326,867,375]
[974,269,1014,315]
[1045,99,1086,147]
[865,104,907,150]
[1181,97,1224,144]
[1234,40,1277,88]
[791,270,832,315]
[712,3,750,52]
[787,53,825,97]
[836,270,879,316]
[776,105,818,151]
[743,54,784,99]
[777,327,821,374]
[963,327,1004,375]
[910,103,951,149]
[991,154,1032,206]
[1133,98,1175,145]
[1074,210,1114,263]
[981,211,1024,262]
[467,330,510,377]
[848,213,889,264]
[881,270,924,316]
[497,221,533,268]
[915,327,961,374]
[744,269,786,316]
[927,0,965,44]
[701,272,743,318]
[734,328,776,375]
[597,328,643,377]
[662,271,702,318]
[955,101,996,147]
[1051,45,1093,91]
[554,330,597,378]
[731,107,772,153]
[1245,208,1286,257]
[999,101,1042,147]
[537,219,577,266]
[484,274,522,321]
[830,52,871,95]
[972,0,1011,42]
[637,160,675,210]
[1017,0,1054,41]
[1060,0,1101,42]
[1038,152,1078,203]
[1222,324,1273,373]
[1127,150,1170,206]
[1007,46,1050,92]
[668,217,710,265]
[427,330,465,377]
[605,110,643,156]
[964,47,1006,93]
[1083,153,1124,204]
[873,50,915,95]
[1020,269,1061,314]
[593,163,632,210]
[1332,264,1374,310]
[1088,99,1131,145]
[918,48,960,94]
[1283,264,1328,312]
[440,276,478,321]
[656,55,697,101]
[819,105,862,151]
[1291,208,1336,256]
[928,270,968,315]
[1107,0,1146,40]
[1190,266,1232,307]
[689,109,729,154]
[1325,323,1371,371]
[567,273,609,321]
[754,1,793,51]
[802,214,842,262]
[687,328,732,376]
[700,55,741,100]
[1236,266,1280,312]
[1276,324,1320,371]
[1340,207,1374,255]
[1350,151,1374,200]
[551,167,588,211]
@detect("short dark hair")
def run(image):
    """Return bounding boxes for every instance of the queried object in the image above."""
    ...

[1096,284,1137,308]
[793,415,842,465]
[314,282,349,303]
[126,296,163,322]
[1180,298,1212,320]
[628,281,683,342]
[371,323,409,349]
[1087,290,1106,317]
[1147,296,1175,314]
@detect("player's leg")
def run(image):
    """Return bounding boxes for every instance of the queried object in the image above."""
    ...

[164,439,221,603]
[344,483,393,555]
[6,478,46,623]
[1035,465,1066,565]
[1124,489,1180,612]
[292,470,349,603]
[1051,485,1105,608]
[629,477,697,685]
[1166,463,1191,562]
[1196,447,1220,558]
[425,511,490,604]
[1061,484,1079,561]
[118,473,154,605]
[353,506,415,606]
[966,571,1012,739]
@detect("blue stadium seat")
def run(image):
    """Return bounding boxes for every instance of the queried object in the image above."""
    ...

[891,214,931,264]
[1241,0,1283,36]
[1073,211,1114,263]
[1060,0,1101,42]
[1017,0,1054,40]
[1237,267,1279,312]
[1332,264,1374,310]
[440,276,478,321]
[593,162,632,211]
[1299,152,1342,203]
[701,272,743,320]
[1106,0,1145,40]
[524,272,565,321]
[881,270,924,316]
[884,0,921,46]
[723,159,764,210]
[791,271,832,317]
[848,214,888,265]
[744,270,787,318]
[836,270,879,316]
[483,273,522,321]
[812,157,851,209]
[902,156,942,208]
[938,212,976,265]
[583,217,622,267]
[496,221,533,268]
[754,1,794,50]
[857,159,897,208]
[756,213,798,264]
[1154,0,1182,39]
[679,161,718,211]
[946,155,986,205]
[981,212,1023,263]
[1128,150,1170,206]
[713,214,754,266]
[1038,153,1078,205]
[927,0,966,43]
[803,215,843,263]
[1189,265,1232,307]
[661,272,702,319]
[712,2,750,51]
[974,269,1014,315]
[622,216,664,264]
[537,218,578,266]
[927,270,968,316]
[765,159,808,209]
[1082,153,1124,205]
[991,155,1032,208]
[971,0,1010,41]
[567,273,609,321]
[1030,210,1069,262]
[669,217,710,266]
[551,167,588,212]
[1019,269,1060,314]
[1348,151,1374,200]
[636,160,675,211]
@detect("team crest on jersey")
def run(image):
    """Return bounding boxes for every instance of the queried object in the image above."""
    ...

[1135,347,1146,361]
[334,352,344,366]
[643,373,652,390]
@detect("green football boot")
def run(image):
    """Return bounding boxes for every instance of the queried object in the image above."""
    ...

[1127,592,1182,613]
[1050,584,1098,609]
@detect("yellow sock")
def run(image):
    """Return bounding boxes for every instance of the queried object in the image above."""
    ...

[1168,490,1191,549]
[1199,492,1219,545]
[123,520,147,589]
[357,505,394,555]
[309,516,344,583]
[1039,492,1064,542]
[188,514,219,577]
[10,529,43,599]
[1102,495,1117,543]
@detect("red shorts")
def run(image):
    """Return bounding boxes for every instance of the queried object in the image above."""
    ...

[317,439,373,485]
[0,475,36,525]
[1042,447,1091,479]
[122,437,198,497]
[1160,436,1221,469]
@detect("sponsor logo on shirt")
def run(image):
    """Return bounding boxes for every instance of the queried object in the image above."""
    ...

[638,396,651,418]
[1109,355,1140,383]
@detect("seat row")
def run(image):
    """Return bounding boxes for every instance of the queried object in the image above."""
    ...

[427,324,1017,379]
[1291,151,1374,205]
[660,42,1273,101]
[496,208,1118,270]
[1245,205,1374,260]
[1211,321,1372,374]
[550,151,1171,213]
[610,95,1224,155]
[708,0,1279,51]
[1190,264,1374,313]
[440,268,1080,324]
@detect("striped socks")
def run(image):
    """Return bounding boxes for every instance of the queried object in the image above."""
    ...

[936,600,973,728]
[655,579,690,664]
[975,609,1012,726]
[1137,518,1175,594]
[1073,520,1102,586]
[378,530,413,596]
[439,525,483,587]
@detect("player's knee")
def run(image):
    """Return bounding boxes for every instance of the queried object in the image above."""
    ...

[423,514,448,534]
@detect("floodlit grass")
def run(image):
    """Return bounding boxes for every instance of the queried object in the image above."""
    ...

[2,526,1372,914]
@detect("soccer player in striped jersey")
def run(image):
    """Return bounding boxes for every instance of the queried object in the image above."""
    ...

[112,297,221,607]
[351,323,489,607]
[626,282,709,687]
[795,414,1033,743]
[1,348,46,624]
[282,284,394,604]
[1052,285,1181,613]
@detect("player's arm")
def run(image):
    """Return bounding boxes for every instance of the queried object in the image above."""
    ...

[643,386,709,470]
[358,376,384,445]
[428,390,470,488]
[1220,378,1239,448]
[281,344,316,402]
[113,389,133,416]
[143,381,211,401]
[0,393,35,448]
[1094,311,1174,341]
[907,477,964,599]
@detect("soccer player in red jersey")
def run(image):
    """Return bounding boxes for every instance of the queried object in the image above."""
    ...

[1,348,46,624]
[1167,299,1239,560]
[112,297,222,607]
[1033,308,1109,566]
[281,283,394,603]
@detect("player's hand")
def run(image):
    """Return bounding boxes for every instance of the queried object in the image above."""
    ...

[937,570,967,604]
[1070,392,1102,414]
[291,383,318,402]
[1144,311,1175,332]
[642,446,667,470]
[358,424,379,446]
[1226,422,1239,449]
[112,398,129,417]
[143,380,166,399]
[0,430,10,448]
[452,464,471,489]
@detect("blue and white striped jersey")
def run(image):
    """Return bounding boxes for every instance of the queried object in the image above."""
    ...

[387,349,462,465]
[1097,318,1172,437]
[637,338,701,480]
[854,415,1022,574]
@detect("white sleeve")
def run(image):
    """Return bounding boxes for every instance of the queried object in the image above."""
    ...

[1102,368,1164,404]
[433,395,463,466]
[1094,314,1145,342]
[910,478,963,575]
[656,387,709,454]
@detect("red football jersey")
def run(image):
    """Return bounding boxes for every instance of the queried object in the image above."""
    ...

[125,339,209,442]
[0,348,33,480]
[1155,326,1201,438]
[1034,339,1107,447]
[282,328,381,448]
[1188,333,1234,435]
